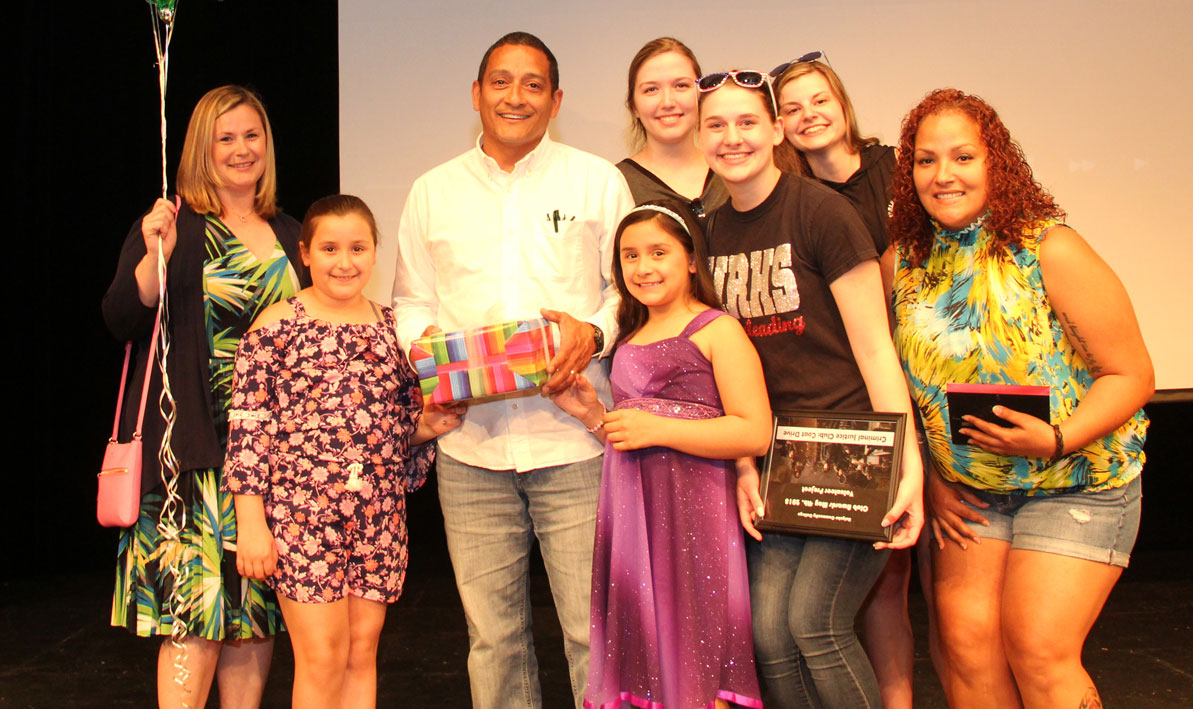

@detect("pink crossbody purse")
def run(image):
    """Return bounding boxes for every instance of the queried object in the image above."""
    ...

[98,314,161,527]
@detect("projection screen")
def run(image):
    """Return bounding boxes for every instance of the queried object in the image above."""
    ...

[339,0,1192,390]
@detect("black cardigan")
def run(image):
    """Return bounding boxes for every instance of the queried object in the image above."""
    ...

[102,203,308,493]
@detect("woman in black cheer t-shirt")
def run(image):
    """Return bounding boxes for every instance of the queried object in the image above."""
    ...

[696,69,923,709]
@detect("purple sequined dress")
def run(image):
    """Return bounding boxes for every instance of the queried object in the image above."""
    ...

[584,309,761,709]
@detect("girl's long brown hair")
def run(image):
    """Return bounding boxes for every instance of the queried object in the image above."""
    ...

[612,199,720,345]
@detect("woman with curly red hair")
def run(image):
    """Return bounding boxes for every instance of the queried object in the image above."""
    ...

[887,88,1153,707]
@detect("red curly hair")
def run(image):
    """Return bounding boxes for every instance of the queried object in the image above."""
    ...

[889,88,1064,265]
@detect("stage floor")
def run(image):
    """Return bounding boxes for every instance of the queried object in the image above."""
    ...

[3,534,1190,707]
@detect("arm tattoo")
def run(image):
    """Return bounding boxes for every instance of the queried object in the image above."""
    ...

[1060,311,1104,376]
[1078,686,1103,709]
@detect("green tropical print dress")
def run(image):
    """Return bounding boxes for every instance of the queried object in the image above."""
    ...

[111,215,300,639]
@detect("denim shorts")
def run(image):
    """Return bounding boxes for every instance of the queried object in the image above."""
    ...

[960,475,1142,567]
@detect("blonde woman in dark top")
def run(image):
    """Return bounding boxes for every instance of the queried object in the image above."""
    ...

[772,54,893,253]
[617,37,729,224]
[103,85,308,708]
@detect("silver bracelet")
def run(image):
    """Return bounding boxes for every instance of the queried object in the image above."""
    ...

[586,404,607,434]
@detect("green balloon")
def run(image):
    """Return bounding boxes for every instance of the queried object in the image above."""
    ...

[146,0,177,24]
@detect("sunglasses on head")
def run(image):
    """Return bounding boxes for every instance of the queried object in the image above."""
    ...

[769,50,831,79]
[697,70,777,114]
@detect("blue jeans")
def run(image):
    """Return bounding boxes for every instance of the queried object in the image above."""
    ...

[437,452,601,709]
[748,534,890,708]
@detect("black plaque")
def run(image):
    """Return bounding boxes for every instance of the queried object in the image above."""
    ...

[756,410,907,542]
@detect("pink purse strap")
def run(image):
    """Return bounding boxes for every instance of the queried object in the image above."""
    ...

[110,344,132,441]
[110,300,164,443]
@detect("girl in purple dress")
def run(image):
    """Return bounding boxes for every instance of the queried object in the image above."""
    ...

[223,195,463,707]
[550,200,771,709]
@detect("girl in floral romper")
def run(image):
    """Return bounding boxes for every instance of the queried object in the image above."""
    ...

[223,194,464,707]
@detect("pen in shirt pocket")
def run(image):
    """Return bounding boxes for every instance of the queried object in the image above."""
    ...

[546,209,576,233]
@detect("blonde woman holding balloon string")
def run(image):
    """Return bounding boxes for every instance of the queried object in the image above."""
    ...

[103,85,309,708]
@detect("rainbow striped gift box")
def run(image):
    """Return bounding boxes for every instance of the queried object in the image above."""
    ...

[410,319,558,404]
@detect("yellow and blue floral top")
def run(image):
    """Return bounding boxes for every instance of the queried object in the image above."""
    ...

[892,217,1147,495]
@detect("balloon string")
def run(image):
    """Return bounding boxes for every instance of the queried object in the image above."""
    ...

[151,6,174,198]
[150,4,189,706]
[155,240,190,707]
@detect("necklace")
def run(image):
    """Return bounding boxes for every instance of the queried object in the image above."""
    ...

[226,207,255,223]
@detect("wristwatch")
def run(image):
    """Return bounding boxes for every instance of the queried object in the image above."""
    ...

[590,324,605,357]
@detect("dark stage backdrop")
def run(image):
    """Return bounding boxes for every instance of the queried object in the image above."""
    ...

[16,1,338,576]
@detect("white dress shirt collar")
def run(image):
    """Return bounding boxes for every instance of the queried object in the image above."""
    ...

[474,131,554,178]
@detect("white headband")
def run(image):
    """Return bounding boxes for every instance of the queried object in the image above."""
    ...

[627,204,691,236]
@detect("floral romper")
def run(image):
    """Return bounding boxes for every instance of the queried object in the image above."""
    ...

[223,297,433,603]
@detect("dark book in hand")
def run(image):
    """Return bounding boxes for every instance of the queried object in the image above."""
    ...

[946,383,1050,445]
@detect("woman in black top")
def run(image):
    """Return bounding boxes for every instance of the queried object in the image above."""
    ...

[772,58,894,255]
[617,37,729,224]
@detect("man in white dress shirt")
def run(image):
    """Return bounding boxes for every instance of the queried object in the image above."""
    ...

[392,31,632,709]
